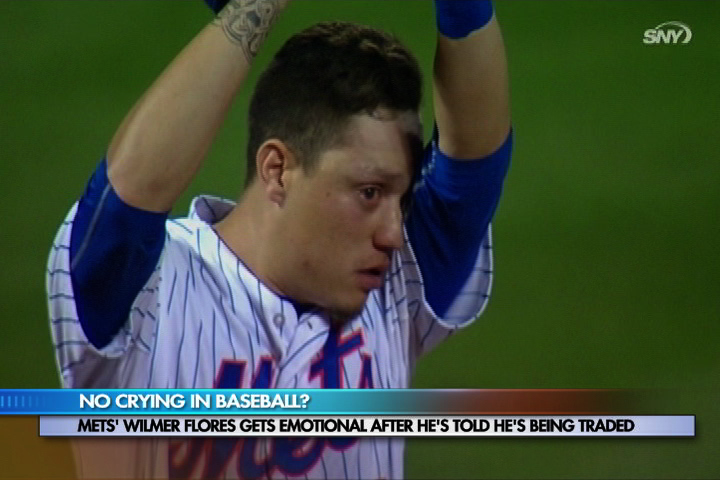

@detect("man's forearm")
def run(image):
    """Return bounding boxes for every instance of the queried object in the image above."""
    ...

[433,2,510,159]
[107,0,286,213]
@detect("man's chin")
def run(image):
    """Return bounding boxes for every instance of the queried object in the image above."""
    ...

[326,303,366,328]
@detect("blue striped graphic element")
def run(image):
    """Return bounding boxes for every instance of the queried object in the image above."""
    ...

[0,389,443,415]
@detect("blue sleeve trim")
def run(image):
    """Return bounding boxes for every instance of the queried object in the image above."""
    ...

[435,0,494,39]
[70,159,168,349]
[204,0,229,14]
[406,129,512,317]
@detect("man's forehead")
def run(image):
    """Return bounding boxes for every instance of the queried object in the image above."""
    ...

[314,109,422,184]
[367,108,423,138]
[349,119,417,176]
[341,109,423,156]
[353,161,409,182]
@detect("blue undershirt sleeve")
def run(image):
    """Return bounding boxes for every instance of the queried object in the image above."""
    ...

[405,129,512,318]
[69,158,168,349]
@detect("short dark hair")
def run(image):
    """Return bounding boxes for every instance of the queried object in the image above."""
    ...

[245,21,423,183]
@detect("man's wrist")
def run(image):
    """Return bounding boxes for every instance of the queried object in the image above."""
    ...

[434,0,493,39]
[213,0,287,61]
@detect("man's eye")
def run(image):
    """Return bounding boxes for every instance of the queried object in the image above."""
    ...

[361,187,380,201]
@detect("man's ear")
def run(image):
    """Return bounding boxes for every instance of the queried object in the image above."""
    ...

[255,139,296,206]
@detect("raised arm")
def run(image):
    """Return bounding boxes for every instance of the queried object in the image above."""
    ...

[107,0,287,213]
[405,1,512,329]
[50,0,288,351]
[432,0,510,158]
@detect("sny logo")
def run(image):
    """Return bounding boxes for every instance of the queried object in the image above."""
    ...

[643,21,692,45]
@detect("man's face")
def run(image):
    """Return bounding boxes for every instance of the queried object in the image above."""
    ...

[270,111,420,323]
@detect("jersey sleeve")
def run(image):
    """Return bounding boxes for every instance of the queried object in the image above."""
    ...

[403,130,512,358]
[46,159,167,388]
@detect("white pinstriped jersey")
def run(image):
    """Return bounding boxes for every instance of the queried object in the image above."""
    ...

[47,194,493,480]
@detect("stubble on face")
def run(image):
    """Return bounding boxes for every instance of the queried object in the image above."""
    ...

[327,307,364,328]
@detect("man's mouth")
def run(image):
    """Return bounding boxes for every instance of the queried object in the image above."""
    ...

[356,266,387,291]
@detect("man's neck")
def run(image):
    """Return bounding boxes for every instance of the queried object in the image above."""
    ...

[214,189,270,287]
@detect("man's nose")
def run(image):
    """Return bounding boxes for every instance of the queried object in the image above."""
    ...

[374,203,404,251]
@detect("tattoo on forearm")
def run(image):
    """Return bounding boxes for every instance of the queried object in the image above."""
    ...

[213,0,284,61]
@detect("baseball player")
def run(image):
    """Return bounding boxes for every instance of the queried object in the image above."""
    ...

[46,0,511,478]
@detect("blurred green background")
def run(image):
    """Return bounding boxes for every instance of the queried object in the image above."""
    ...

[1,1,719,478]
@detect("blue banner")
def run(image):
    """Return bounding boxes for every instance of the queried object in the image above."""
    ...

[0,388,640,415]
